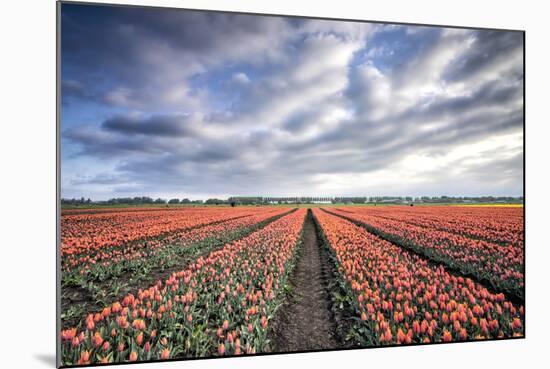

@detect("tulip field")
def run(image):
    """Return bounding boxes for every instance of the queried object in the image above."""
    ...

[326,206,524,300]
[59,205,524,366]
[313,208,524,345]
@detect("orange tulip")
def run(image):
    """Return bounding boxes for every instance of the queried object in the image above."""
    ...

[71,337,80,347]
[78,350,91,365]
[132,319,146,330]
[92,331,103,348]
[86,316,95,331]
[112,301,122,313]
[61,328,77,341]
[218,343,225,356]
[412,320,420,335]
[384,329,392,342]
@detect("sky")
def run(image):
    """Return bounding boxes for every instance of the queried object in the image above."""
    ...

[60,3,524,200]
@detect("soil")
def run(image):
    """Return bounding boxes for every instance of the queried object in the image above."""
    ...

[269,209,341,352]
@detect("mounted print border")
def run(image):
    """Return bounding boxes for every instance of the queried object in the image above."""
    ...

[56,1,525,367]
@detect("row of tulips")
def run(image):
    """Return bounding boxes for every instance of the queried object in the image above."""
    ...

[328,208,524,300]
[60,208,295,332]
[313,208,524,346]
[61,209,307,365]
[61,206,204,216]
[63,207,287,272]
[341,206,523,247]
[62,207,265,257]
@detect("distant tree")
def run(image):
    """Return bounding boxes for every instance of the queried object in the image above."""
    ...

[141,197,154,204]
[205,198,225,205]
[154,198,166,204]
[168,198,180,204]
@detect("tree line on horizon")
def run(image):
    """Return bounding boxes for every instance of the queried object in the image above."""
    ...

[61,195,524,206]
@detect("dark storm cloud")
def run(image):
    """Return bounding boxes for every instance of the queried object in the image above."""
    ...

[444,31,524,82]
[61,3,295,110]
[70,173,126,186]
[61,79,92,100]
[63,126,171,158]
[102,114,198,137]
[418,79,521,118]
[60,4,524,199]
[61,79,108,107]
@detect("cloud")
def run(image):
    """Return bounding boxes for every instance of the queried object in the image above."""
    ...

[231,72,251,85]
[443,31,524,83]
[222,32,365,132]
[63,126,173,158]
[70,173,125,186]
[61,5,297,112]
[61,79,91,100]
[102,114,199,137]
[60,3,524,200]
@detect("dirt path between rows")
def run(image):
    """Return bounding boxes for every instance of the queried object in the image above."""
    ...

[269,209,340,352]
